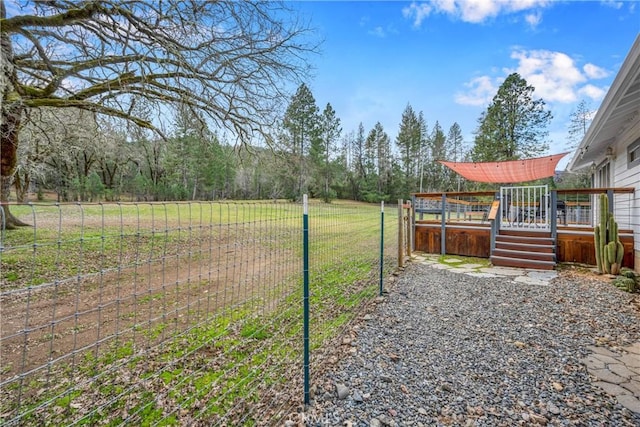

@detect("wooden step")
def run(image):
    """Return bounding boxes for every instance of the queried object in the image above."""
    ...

[499,229,552,238]
[495,234,554,246]
[490,255,556,270]
[492,248,555,262]
[495,241,555,253]
[492,229,556,270]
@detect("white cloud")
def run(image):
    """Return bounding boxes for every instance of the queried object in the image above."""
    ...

[524,11,542,28]
[578,84,607,101]
[601,0,623,9]
[368,26,386,38]
[583,63,610,79]
[402,2,432,27]
[507,49,586,102]
[454,76,500,106]
[403,0,550,26]
[456,48,610,106]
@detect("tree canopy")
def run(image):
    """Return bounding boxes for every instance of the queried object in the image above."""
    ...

[0,0,316,226]
[471,73,552,162]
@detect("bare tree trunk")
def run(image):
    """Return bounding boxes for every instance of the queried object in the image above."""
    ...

[1,2,29,228]
[0,109,29,228]
[14,170,30,202]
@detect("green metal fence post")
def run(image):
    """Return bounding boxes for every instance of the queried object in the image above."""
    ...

[379,201,384,296]
[302,194,310,405]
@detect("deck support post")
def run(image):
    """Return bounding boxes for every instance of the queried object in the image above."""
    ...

[490,192,500,254]
[551,190,558,242]
[398,199,404,268]
[440,193,446,255]
[607,189,614,214]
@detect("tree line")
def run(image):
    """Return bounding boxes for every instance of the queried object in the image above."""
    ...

[18,72,580,204]
[2,1,591,218]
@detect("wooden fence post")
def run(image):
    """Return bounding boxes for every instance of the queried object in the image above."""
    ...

[398,199,403,268]
[405,201,411,258]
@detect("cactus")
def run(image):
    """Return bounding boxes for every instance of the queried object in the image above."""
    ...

[594,225,602,273]
[606,241,621,275]
[620,268,636,279]
[613,277,636,293]
[594,194,624,275]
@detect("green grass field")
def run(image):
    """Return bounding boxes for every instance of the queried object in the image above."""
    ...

[0,199,400,426]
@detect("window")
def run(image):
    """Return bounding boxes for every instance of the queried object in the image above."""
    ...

[597,161,610,188]
[628,137,640,169]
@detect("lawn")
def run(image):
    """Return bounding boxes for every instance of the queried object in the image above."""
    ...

[0,199,399,426]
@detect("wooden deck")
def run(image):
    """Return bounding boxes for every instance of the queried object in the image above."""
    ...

[414,221,635,269]
[413,186,636,270]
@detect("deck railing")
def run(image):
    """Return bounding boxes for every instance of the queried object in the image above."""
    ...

[413,187,635,230]
[500,185,549,229]
[412,187,635,265]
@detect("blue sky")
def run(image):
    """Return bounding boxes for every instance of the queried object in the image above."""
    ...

[293,0,639,168]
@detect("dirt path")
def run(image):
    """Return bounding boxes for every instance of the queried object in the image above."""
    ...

[0,240,297,393]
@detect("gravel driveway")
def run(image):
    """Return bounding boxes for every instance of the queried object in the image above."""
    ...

[302,261,640,426]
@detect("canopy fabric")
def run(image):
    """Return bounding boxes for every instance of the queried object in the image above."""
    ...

[439,153,570,184]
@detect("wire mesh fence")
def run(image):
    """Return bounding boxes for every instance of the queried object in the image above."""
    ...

[0,199,400,426]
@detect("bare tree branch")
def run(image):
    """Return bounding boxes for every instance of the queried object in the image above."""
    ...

[1,0,317,225]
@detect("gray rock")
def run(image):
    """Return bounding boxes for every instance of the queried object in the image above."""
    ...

[530,413,548,425]
[377,414,394,426]
[587,345,621,358]
[380,374,393,383]
[609,363,638,378]
[305,263,640,427]
[547,402,561,415]
[593,380,630,396]
[335,383,349,400]
[620,379,640,397]
[617,394,640,413]
[590,368,627,384]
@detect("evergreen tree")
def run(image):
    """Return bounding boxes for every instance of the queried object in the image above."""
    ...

[395,104,421,192]
[447,122,465,191]
[471,73,552,161]
[426,121,448,191]
[447,122,465,162]
[362,122,391,201]
[344,124,367,200]
[416,112,430,193]
[281,83,320,199]
[315,103,342,202]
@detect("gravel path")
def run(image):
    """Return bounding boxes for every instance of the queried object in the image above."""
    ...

[302,262,640,426]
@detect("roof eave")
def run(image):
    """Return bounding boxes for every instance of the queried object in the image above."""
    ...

[568,35,640,172]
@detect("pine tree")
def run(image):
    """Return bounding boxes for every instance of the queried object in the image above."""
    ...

[281,83,320,199]
[416,112,430,193]
[471,73,552,161]
[315,103,342,202]
[447,122,465,190]
[427,121,448,191]
[395,104,421,192]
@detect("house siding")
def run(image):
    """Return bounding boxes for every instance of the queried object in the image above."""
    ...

[612,115,640,271]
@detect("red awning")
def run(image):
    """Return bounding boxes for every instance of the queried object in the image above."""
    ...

[439,153,570,184]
